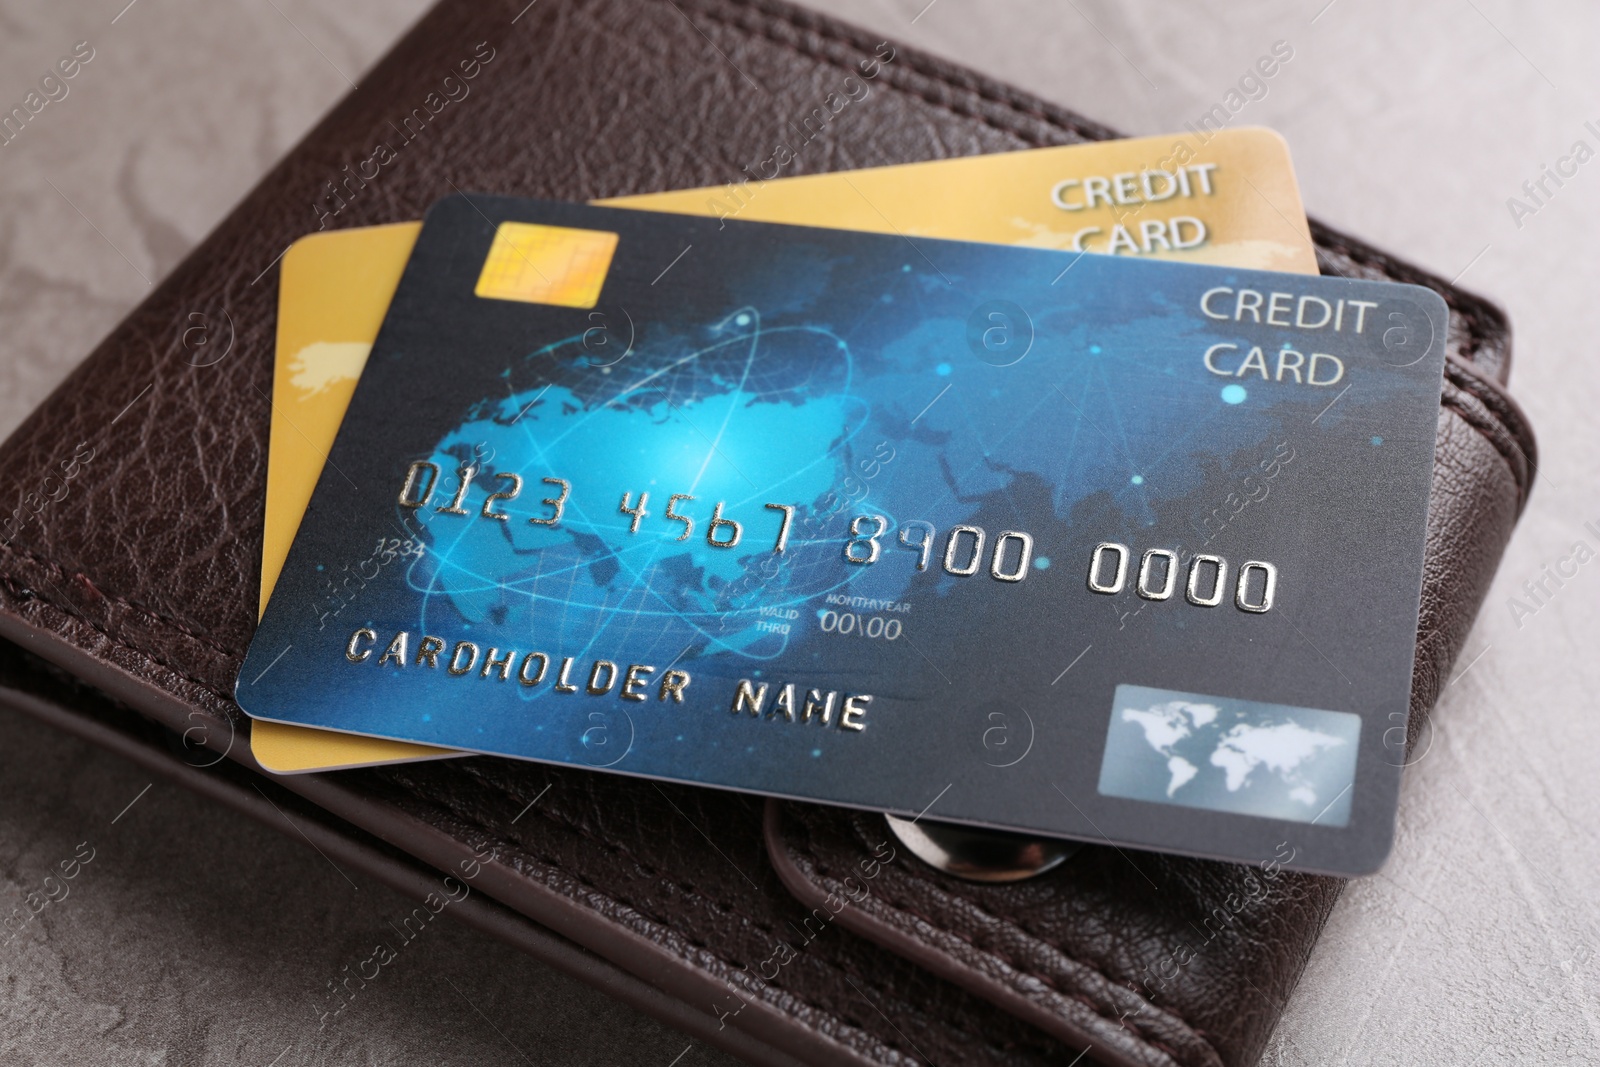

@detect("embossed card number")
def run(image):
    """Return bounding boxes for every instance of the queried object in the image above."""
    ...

[395,462,1279,611]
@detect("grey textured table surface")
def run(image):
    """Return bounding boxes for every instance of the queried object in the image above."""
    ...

[1,1,1596,1064]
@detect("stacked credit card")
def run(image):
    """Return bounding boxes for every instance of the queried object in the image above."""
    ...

[237,129,1446,876]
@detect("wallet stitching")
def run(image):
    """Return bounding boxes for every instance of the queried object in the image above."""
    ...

[0,540,236,661]
[697,1,1097,143]
[856,882,1198,1065]
[1446,358,1525,432]
[1440,366,1534,498]
[1316,232,1498,363]
[797,817,1206,1066]
[0,569,236,703]
[397,764,967,1065]
[448,784,1055,1065]
[1441,389,1523,482]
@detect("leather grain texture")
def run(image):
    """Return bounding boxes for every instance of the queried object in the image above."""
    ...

[0,0,1537,1064]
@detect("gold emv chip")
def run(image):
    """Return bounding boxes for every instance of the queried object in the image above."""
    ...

[474,222,618,308]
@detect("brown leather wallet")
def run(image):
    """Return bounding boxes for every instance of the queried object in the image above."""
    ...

[0,2,1537,1064]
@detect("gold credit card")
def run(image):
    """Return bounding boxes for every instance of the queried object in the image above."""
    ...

[252,127,1318,773]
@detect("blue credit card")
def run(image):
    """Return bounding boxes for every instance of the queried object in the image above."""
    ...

[238,195,1447,875]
